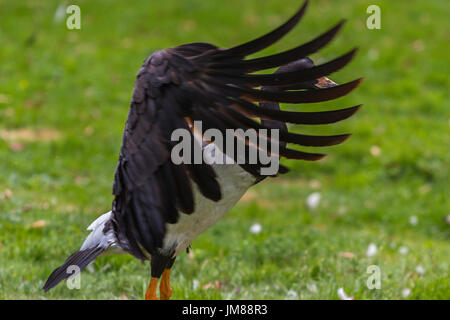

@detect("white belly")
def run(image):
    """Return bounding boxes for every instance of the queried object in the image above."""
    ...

[162,144,256,256]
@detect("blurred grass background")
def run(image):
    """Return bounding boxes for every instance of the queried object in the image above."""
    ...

[0,0,448,299]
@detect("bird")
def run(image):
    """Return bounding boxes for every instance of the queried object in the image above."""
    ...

[43,1,362,299]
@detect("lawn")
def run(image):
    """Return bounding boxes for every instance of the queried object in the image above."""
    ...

[0,0,448,299]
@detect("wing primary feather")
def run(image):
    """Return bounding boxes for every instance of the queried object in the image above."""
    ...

[210,78,362,103]
[230,98,362,125]
[279,147,325,160]
[212,20,345,72]
[217,103,351,147]
[220,1,309,57]
[207,48,358,88]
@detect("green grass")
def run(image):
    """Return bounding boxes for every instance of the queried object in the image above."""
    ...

[0,0,449,299]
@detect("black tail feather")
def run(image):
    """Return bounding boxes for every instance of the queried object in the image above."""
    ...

[43,247,104,292]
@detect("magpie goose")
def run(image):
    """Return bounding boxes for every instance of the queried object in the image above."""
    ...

[43,1,362,299]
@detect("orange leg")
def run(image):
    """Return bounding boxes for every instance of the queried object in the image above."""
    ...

[159,269,173,300]
[145,277,159,300]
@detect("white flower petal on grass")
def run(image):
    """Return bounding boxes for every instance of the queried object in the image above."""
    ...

[337,288,352,300]
[86,263,95,273]
[366,243,377,257]
[370,145,381,157]
[54,4,66,23]
[285,290,298,300]
[402,288,411,298]
[399,246,409,255]
[415,265,425,275]
[249,223,262,234]
[193,279,200,291]
[306,192,321,210]
[409,216,418,226]
[307,283,318,294]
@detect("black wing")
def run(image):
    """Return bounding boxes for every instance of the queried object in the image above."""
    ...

[112,1,362,259]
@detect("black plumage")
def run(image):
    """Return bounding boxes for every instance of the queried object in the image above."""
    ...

[43,247,104,292]
[42,1,363,296]
[111,1,362,260]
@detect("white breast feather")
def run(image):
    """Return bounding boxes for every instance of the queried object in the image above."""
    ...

[163,143,255,255]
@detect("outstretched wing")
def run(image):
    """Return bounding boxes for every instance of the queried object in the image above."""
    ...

[112,1,362,259]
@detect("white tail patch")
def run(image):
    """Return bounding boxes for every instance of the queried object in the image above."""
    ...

[80,211,117,251]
